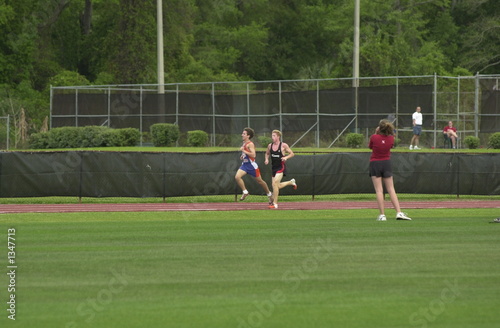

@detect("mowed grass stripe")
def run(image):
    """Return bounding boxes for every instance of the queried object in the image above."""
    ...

[1,209,499,328]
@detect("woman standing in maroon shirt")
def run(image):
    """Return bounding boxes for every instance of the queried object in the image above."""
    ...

[369,120,412,221]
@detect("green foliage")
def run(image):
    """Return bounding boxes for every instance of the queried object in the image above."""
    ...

[80,126,109,147]
[92,72,115,86]
[28,132,50,149]
[117,128,141,147]
[346,133,364,148]
[47,127,81,149]
[2,0,500,136]
[464,136,480,149]
[101,129,123,147]
[256,136,272,148]
[488,133,500,149]
[0,124,7,146]
[150,123,180,147]
[29,126,140,149]
[187,130,209,147]
[103,0,156,84]
[454,0,500,75]
[48,70,90,89]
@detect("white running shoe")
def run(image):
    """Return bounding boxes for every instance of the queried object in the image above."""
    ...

[290,178,297,190]
[268,194,274,205]
[396,212,412,220]
[413,146,421,150]
[240,192,249,201]
[377,214,387,221]
[409,145,413,150]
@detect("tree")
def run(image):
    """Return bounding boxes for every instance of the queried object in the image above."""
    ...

[452,0,500,74]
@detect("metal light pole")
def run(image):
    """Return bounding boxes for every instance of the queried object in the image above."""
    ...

[353,0,360,131]
[353,0,360,86]
[157,0,165,94]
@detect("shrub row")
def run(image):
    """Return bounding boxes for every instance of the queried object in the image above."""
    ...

[150,124,210,147]
[464,133,500,149]
[29,126,141,149]
[489,132,500,149]
[28,125,500,149]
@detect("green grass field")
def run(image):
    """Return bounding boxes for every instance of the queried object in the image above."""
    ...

[1,209,499,328]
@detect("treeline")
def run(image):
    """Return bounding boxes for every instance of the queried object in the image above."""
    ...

[0,0,499,141]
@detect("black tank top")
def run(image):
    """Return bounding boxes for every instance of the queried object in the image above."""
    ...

[270,142,283,169]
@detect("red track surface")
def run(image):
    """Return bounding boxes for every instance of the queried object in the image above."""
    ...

[0,200,498,214]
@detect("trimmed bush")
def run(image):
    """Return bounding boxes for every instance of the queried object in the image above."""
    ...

[102,129,123,147]
[117,128,141,146]
[100,128,140,147]
[47,127,81,148]
[80,126,109,147]
[488,132,500,149]
[346,133,364,148]
[187,130,209,147]
[29,132,50,149]
[257,136,272,148]
[28,126,140,149]
[464,136,480,149]
[150,123,180,147]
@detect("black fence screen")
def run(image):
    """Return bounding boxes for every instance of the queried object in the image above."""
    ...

[51,85,433,133]
[1,151,499,198]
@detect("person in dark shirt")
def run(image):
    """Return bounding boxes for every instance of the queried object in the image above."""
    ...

[369,120,412,221]
[264,130,297,209]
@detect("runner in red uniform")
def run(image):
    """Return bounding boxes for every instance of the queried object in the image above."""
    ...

[235,127,273,204]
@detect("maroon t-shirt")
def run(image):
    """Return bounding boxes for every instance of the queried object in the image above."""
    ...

[369,134,394,162]
[443,126,457,133]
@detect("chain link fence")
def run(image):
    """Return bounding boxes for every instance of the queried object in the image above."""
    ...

[51,74,500,149]
[0,116,10,149]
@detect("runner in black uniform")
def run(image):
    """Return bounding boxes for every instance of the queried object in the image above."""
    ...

[264,130,297,209]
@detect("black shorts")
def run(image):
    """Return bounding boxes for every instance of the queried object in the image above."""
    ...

[272,166,287,177]
[369,160,392,178]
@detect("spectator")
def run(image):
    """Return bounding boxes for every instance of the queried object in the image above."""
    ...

[443,121,458,149]
[409,106,422,150]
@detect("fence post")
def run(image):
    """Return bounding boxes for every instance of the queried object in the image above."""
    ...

[75,88,79,127]
[247,83,250,128]
[395,77,399,130]
[316,80,320,147]
[433,73,437,149]
[79,152,83,203]
[107,86,111,128]
[312,152,316,201]
[212,82,216,146]
[50,85,53,129]
[6,115,10,150]
[139,86,143,146]
[474,73,480,138]
[279,81,282,132]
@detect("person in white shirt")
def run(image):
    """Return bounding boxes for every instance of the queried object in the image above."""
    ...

[409,106,422,150]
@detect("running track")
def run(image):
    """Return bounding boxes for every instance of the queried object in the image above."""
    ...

[0,200,498,214]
